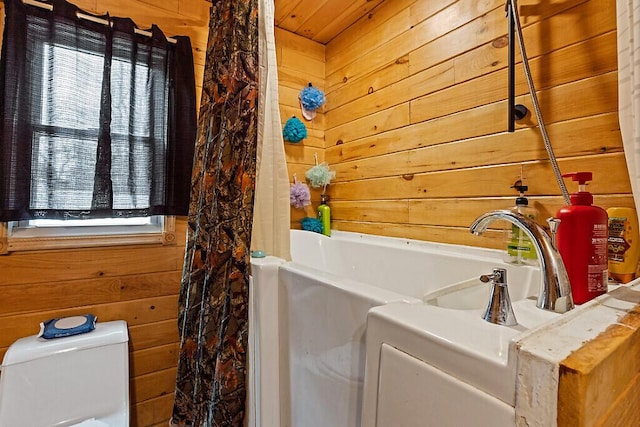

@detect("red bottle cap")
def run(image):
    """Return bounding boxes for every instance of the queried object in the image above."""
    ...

[562,172,593,205]
[562,172,592,184]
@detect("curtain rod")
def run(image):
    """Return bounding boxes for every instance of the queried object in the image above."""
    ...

[23,0,177,44]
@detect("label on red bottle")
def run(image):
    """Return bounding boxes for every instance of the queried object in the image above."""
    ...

[589,223,609,293]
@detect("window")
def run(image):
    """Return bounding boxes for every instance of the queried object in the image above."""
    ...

[0,0,196,252]
[31,42,164,214]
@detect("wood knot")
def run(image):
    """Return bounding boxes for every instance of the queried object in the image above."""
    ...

[368,87,374,94]
[336,139,344,145]
[402,174,414,181]
[342,76,348,83]
[492,36,508,48]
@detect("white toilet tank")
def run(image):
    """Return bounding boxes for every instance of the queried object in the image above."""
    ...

[0,320,130,427]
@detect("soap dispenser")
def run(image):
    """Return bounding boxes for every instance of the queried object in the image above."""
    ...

[317,193,331,236]
[555,172,608,304]
[505,184,539,265]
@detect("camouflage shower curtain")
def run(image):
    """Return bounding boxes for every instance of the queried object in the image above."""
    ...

[171,0,258,425]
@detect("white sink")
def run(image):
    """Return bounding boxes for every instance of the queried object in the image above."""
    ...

[421,269,559,330]
[422,265,540,310]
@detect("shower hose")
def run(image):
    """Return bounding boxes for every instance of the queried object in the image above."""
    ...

[509,0,571,205]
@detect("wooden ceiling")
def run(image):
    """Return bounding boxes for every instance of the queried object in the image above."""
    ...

[274,0,385,44]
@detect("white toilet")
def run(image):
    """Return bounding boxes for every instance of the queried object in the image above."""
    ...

[0,320,130,427]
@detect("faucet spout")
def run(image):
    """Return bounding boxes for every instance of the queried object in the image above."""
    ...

[470,209,574,313]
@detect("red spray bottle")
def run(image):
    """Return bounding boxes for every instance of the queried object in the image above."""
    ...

[555,172,608,304]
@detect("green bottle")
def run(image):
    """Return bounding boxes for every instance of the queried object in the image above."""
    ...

[505,184,538,265]
[318,194,331,236]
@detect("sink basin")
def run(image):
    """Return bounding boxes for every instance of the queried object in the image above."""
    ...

[421,265,561,330]
[422,264,540,310]
[423,278,497,309]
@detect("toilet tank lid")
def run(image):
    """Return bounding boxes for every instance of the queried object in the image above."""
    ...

[1,320,129,367]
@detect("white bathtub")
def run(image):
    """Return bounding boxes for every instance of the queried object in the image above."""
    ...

[249,229,540,427]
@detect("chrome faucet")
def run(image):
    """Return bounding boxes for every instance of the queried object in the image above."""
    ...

[470,210,574,313]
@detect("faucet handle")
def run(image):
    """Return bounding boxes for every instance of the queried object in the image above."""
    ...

[481,268,517,326]
[480,268,505,284]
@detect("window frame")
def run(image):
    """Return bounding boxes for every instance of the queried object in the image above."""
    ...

[0,216,176,254]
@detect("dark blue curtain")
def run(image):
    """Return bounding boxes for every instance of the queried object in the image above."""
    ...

[0,0,196,221]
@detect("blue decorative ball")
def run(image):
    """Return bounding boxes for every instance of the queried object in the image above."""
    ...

[283,116,307,143]
[300,217,323,234]
[299,85,326,111]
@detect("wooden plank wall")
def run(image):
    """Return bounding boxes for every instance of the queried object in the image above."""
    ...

[276,28,326,226]
[0,1,210,426]
[322,2,640,424]
[322,0,634,250]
